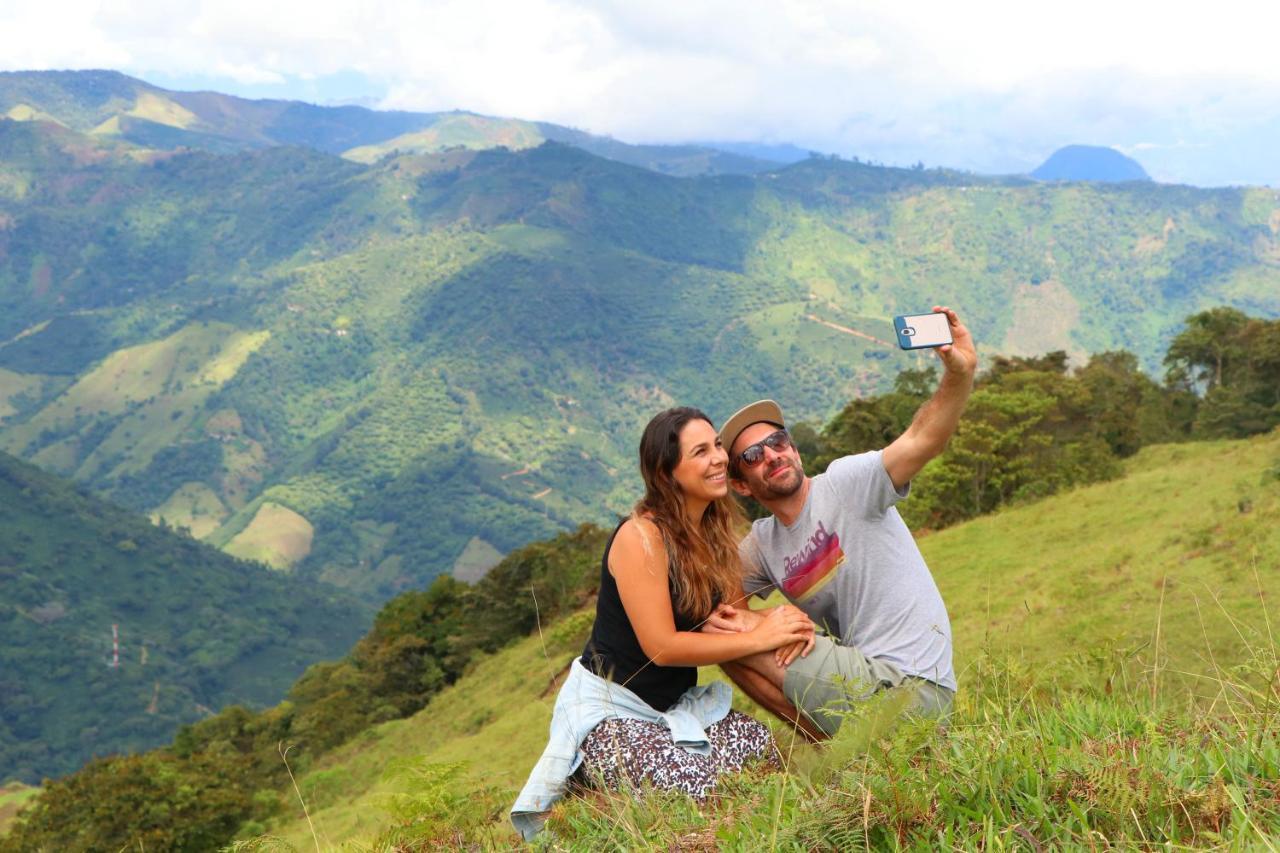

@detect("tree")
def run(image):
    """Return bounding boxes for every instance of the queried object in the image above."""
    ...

[1166,309,1280,438]
[1164,307,1251,393]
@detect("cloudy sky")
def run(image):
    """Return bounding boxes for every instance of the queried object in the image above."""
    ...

[3,0,1279,185]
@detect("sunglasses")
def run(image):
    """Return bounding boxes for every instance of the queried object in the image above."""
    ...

[736,429,792,469]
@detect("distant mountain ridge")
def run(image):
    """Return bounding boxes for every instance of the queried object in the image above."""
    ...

[0,69,774,176]
[693,140,814,163]
[1032,144,1151,182]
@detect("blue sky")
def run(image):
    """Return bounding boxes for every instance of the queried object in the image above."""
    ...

[3,0,1279,186]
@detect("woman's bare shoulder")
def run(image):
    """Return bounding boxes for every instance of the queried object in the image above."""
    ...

[609,516,667,574]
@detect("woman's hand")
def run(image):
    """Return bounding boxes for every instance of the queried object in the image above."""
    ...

[706,603,815,665]
[748,606,814,654]
[769,604,816,666]
[775,635,815,667]
[701,603,760,634]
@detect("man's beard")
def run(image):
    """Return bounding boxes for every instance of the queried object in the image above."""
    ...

[755,459,804,499]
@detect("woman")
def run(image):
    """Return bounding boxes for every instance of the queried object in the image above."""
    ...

[511,407,815,840]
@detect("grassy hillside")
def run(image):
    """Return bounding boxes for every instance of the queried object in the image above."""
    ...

[0,118,1278,606]
[0,449,371,783]
[255,429,1280,848]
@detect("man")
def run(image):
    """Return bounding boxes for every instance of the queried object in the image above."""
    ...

[706,306,977,739]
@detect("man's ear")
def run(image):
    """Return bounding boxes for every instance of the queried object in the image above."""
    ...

[730,478,753,497]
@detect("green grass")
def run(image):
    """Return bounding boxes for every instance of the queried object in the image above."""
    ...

[0,785,36,838]
[939,434,1280,695]
[541,652,1278,850]
[249,430,1280,849]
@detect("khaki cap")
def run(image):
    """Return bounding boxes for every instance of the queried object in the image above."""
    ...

[719,399,786,457]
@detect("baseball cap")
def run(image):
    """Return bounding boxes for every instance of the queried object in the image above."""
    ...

[718,399,786,458]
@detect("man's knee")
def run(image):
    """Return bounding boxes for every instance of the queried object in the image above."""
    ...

[726,649,787,690]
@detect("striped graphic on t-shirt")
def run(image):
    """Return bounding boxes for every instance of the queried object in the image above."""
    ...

[781,520,845,602]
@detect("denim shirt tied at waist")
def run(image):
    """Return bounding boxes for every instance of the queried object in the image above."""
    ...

[509,658,732,840]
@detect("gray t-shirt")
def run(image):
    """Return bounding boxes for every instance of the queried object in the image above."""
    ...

[741,450,956,690]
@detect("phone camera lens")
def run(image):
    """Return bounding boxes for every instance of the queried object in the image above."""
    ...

[903,327,916,336]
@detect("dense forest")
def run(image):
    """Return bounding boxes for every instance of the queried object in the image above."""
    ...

[0,451,370,783]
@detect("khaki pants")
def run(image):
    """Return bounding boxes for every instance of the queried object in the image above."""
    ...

[781,634,954,736]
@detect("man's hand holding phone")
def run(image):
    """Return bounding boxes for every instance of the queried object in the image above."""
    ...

[895,307,977,378]
[929,306,977,378]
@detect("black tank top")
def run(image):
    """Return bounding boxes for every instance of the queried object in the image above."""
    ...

[579,520,712,712]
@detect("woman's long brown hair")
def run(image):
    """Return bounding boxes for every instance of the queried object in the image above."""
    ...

[633,407,746,620]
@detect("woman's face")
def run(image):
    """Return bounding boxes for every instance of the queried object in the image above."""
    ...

[671,418,729,502]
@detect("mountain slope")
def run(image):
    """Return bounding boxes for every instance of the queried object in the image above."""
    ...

[259,429,1280,847]
[0,449,371,782]
[0,120,1278,604]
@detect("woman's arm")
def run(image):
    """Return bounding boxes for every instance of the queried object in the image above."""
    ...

[703,582,816,666]
[609,518,813,667]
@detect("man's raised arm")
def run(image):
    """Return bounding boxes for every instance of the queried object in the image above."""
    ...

[882,306,978,490]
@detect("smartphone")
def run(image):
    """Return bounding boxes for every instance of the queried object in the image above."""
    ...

[894,312,953,350]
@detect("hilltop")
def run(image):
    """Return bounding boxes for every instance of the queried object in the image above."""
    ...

[0,449,370,783]
[0,84,1278,605]
[1032,144,1151,183]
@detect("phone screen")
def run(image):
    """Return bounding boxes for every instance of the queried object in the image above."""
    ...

[898,313,952,347]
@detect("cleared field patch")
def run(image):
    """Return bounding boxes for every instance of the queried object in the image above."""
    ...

[225,502,314,570]
[0,368,43,420]
[89,115,121,136]
[197,330,269,384]
[452,536,504,582]
[218,436,268,510]
[5,104,63,125]
[999,278,1083,362]
[0,782,36,836]
[126,92,197,129]
[150,481,229,539]
[342,115,545,163]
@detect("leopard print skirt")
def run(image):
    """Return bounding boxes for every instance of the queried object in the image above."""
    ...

[573,710,778,798]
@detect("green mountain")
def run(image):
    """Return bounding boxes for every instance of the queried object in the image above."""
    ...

[0,70,772,176]
[0,108,1278,605]
[0,448,370,783]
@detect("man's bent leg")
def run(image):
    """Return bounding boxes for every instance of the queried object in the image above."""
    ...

[720,655,827,742]
[780,635,912,737]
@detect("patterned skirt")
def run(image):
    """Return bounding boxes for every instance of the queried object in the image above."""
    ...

[573,710,778,799]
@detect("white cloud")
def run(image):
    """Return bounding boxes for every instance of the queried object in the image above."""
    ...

[0,0,1277,184]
